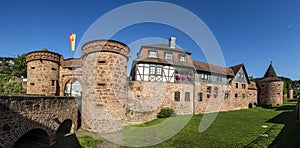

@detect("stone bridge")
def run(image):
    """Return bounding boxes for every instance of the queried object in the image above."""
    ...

[0,95,78,148]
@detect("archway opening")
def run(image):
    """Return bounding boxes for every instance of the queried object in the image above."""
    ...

[248,103,253,108]
[64,79,82,112]
[56,119,72,138]
[13,128,49,148]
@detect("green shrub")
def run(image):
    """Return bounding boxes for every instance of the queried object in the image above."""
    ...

[157,108,175,118]
[78,136,102,148]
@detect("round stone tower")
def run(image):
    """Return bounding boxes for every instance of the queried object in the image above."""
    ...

[257,63,283,107]
[287,83,294,99]
[81,40,130,133]
[26,48,62,96]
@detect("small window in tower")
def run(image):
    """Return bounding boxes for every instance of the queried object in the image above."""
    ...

[235,83,238,88]
[42,89,46,93]
[98,60,106,64]
[235,93,238,98]
[51,80,55,86]
[31,83,34,85]
[51,68,57,71]
[242,94,245,98]
[31,67,35,69]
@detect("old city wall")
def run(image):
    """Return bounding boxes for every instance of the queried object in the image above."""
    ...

[194,81,257,114]
[0,95,78,147]
[127,81,194,124]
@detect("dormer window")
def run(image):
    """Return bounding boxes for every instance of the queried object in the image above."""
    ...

[164,52,173,60]
[179,54,186,62]
[148,50,158,58]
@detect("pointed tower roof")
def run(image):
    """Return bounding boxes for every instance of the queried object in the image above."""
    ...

[261,62,282,81]
[263,62,277,78]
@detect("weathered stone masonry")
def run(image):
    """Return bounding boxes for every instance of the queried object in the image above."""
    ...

[0,95,78,147]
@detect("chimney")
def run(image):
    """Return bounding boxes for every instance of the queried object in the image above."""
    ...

[169,37,176,48]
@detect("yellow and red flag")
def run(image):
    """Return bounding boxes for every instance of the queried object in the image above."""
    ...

[69,33,76,51]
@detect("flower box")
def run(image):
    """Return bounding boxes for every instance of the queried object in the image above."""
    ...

[214,94,218,98]
[207,94,211,98]
[181,75,187,80]
[188,76,193,81]
[175,75,181,80]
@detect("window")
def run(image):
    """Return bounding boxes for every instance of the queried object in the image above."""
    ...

[242,93,245,98]
[31,67,35,69]
[179,54,186,62]
[201,73,209,80]
[197,92,203,101]
[174,91,180,101]
[150,66,156,74]
[156,67,162,75]
[217,76,222,82]
[213,87,219,95]
[51,68,57,71]
[42,89,46,93]
[185,92,190,101]
[224,93,229,99]
[235,93,238,98]
[238,72,241,78]
[207,87,212,93]
[31,83,34,85]
[148,50,158,58]
[242,84,246,89]
[235,83,238,88]
[164,52,173,60]
[51,80,55,86]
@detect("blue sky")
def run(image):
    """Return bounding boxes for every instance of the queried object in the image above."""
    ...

[0,0,299,80]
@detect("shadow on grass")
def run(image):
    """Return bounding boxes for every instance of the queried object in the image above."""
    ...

[245,99,300,148]
[266,104,300,147]
[50,134,81,148]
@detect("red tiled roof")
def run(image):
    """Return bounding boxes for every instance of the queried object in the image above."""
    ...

[143,44,191,54]
[193,61,235,76]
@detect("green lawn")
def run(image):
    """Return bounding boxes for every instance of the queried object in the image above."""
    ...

[124,99,300,148]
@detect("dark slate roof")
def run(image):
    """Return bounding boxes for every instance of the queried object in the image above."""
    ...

[193,61,235,76]
[263,64,277,78]
[229,64,244,75]
[142,44,191,55]
[260,63,282,81]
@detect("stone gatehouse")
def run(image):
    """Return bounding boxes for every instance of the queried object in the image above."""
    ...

[25,37,283,133]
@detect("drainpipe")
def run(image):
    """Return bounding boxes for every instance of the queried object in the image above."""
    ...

[192,67,196,114]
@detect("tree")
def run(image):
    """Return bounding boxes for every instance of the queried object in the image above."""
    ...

[4,81,25,94]
[12,54,27,78]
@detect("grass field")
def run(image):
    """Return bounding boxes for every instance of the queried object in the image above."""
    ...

[76,99,300,147]
[125,98,300,148]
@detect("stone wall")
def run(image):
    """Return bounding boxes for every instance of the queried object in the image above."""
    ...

[0,95,78,148]
[257,80,283,106]
[127,81,194,124]
[81,40,130,133]
[194,81,257,114]
[26,51,61,96]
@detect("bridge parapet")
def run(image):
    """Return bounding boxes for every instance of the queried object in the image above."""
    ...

[0,95,78,147]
